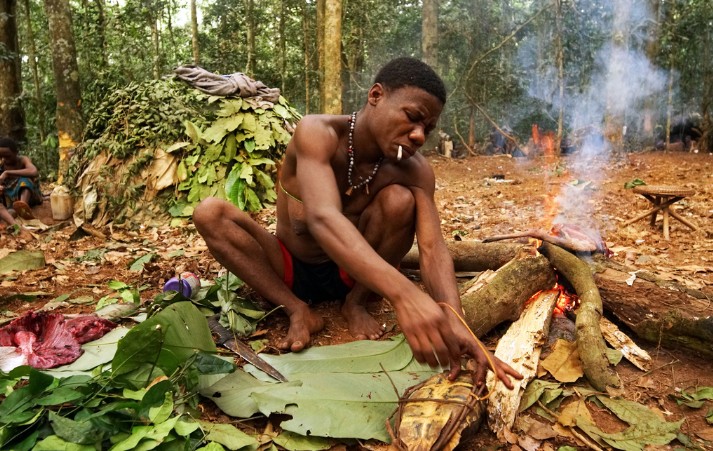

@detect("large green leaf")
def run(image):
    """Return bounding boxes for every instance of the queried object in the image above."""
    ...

[198,421,259,451]
[0,250,46,275]
[112,302,216,387]
[201,336,439,442]
[250,335,418,378]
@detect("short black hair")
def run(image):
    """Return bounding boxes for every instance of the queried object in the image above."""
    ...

[0,137,18,154]
[374,57,447,104]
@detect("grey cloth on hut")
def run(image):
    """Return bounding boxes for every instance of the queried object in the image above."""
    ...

[174,65,281,102]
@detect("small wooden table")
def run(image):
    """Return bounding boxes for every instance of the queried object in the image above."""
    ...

[623,185,698,240]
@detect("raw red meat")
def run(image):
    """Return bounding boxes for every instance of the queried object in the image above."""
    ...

[0,311,116,370]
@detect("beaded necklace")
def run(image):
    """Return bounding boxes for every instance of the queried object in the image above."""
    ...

[345,111,383,196]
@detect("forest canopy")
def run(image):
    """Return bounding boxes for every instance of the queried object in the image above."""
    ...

[0,0,711,181]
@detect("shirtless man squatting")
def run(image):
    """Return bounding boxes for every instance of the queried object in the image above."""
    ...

[193,57,521,388]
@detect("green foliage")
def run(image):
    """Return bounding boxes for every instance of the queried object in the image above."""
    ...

[178,95,300,213]
[66,78,299,225]
[0,304,235,450]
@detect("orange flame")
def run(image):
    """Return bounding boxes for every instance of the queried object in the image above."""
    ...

[524,282,579,318]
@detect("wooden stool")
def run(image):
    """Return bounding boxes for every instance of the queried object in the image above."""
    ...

[623,185,698,240]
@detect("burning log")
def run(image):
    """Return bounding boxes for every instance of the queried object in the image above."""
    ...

[539,242,621,391]
[482,224,611,256]
[459,252,557,337]
[486,290,560,440]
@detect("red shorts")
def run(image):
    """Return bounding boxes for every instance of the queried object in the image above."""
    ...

[278,240,355,303]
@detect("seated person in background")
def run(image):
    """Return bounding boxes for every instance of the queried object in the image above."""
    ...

[0,137,42,226]
[193,57,522,387]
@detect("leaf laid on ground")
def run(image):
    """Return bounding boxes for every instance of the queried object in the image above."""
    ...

[673,386,713,408]
[198,421,259,451]
[573,395,683,450]
[606,348,623,365]
[0,250,45,274]
[540,339,583,383]
[519,379,562,412]
[696,428,713,441]
[272,431,334,450]
[202,336,438,442]
[112,302,217,387]
[557,398,594,427]
[248,334,418,378]
[129,253,155,272]
[251,370,435,441]
[707,409,713,424]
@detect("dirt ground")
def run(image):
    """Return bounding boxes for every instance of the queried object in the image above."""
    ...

[1,150,712,449]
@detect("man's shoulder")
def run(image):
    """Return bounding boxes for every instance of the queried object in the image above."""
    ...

[295,114,346,134]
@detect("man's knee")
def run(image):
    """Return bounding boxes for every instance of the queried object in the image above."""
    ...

[375,185,415,224]
[193,197,233,237]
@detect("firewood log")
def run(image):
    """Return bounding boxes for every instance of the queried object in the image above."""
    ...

[539,243,622,391]
[401,241,524,273]
[459,252,556,337]
[486,290,559,439]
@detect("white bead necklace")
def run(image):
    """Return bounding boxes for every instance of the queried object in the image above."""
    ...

[345,111,383,196]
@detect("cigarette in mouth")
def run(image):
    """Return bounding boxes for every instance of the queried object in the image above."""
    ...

[397,145,403,161]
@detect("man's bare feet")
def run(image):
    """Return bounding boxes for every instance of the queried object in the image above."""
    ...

[341,298,387,340]
[278,306,325,352]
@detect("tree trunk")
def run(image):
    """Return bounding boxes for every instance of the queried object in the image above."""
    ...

[539,243,621,391]
[190,0,199,65]
[150,16,160,79]
[603,1,629,154]
[554,0,564,148]
[302,0,312,114]
[44,0,83,183]
[245,0,255,75]
[94,0,108,69]
[21,0,46,142]
[316,0,325,110]
[592,260,713,359]
[278,0,286,93]
[0,0,25,142]
[322,0,342,114]
[421,0,438,69]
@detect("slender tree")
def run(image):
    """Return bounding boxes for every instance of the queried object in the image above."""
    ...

[0,0,26,142]
[190,0,199,64]
[422,0,438,69]
[302,0,312,113]
[44,0,83,182]
[245,0,255,75]
[20,0,45,142]
[322,0,342,114]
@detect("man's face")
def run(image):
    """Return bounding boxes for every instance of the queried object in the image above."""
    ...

[0,147,14,161]
[371,85,443,162]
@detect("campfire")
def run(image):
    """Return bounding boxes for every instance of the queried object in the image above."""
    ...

[396,212,711,449]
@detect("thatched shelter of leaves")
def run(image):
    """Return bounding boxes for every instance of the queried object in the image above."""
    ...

[67,76,301,227]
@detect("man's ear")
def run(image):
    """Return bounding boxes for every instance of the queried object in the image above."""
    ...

[367,83,385,106]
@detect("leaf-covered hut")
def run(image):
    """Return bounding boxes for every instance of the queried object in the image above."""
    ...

[68,72,301,228]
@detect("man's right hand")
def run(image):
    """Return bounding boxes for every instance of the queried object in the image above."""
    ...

[392,292,462,369]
